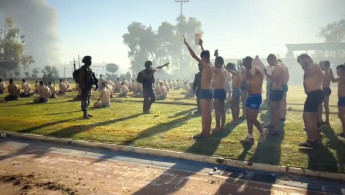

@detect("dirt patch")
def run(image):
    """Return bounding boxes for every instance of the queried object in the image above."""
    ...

[0,174,77,195]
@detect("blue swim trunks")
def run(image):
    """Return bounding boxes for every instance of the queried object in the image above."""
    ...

[282,84,288,94]
[323,87,332,97]
[200,89,213,99]
[338,97,345,107]
[232,88,241,100]
[214,89,226,100]
[246,94,262,110]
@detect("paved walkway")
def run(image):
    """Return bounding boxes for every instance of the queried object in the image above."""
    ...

[0,138,344,194]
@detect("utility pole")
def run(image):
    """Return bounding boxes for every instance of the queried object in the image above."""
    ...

[175,0,189,18]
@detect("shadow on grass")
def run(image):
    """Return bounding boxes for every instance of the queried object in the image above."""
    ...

[19,117,82,133]
[46,113,142,138]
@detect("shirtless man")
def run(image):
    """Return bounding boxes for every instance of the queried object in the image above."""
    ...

[157,82,167,100]
[264,54,284,136]
[226,63,242,124]
[19,79,33,97]
[213,56,228,131]
[330,64,345,137]
[184,36,214,138]
[58,79,67,95]
[48,81,58,98]
[4,78,20,101]
[297,54,324,149]
[241,56,265,143]
[34,81,39,93]
[119,82,129,97]
[240,68,248,119]
[279,59,290,122]
[0,78,6,94]
[34,81,52,103]
[320,60,332,125]
[94,82,111,108]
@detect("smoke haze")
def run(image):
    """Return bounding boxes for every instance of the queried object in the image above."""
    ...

[0,0,60,67]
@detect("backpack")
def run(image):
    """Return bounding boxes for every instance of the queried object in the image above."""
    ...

[73,68,81,83]
[136,71,144,83]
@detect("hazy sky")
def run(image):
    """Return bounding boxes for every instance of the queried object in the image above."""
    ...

[45,0,345,71]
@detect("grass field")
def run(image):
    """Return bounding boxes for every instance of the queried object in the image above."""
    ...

[0,84,344,173]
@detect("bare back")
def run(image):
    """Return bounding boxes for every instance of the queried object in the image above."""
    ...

[232,71,241,89]
[271,65,284,90]
[338,76,345,97]
[304,64,322,93]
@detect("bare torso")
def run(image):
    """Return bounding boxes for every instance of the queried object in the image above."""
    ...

[322,70,332,88]
[201,62,214,89]
[338,77,345,97]
[282,65,289,84]
[271,65,284,90]
[248,69,264,94]
[232,72,241,89]
[304,64,323,93]
[213,68,227,89]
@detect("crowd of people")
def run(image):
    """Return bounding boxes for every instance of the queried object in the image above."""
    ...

[0,39,344,149]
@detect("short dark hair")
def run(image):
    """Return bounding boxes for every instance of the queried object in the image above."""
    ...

[82,55,92,63]
[215,56,224,66]
[9,78,13,84]
[49,81,52,85]
[145,61,152,67]
[336,64,345,72]
[226,63,236,70]
[267,54,276,60]
[243,56,253,63]
[297,54,312,63]
[39,81,44,85]
[35,81,38,83]
[22,79,26,82]
[323,60,330,68]
[60,79,63,82]
[200,50,210,59]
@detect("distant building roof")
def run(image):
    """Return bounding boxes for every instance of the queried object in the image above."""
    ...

[286,42,345,51]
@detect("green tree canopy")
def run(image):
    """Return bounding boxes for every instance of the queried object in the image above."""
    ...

[106,63,119,75]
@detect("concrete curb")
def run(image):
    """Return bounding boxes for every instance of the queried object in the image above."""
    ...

[1,131,344,182]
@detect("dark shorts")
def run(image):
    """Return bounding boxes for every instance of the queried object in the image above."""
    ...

[232,88,241,100]
[240,82,249,91]
[338,97,345,107]
[214,89,226,100]
[304,90,324,112]
[323,87,332,97]
[269,90,284,101]
[282,84,288,94]
[200,89,213,99]
[0,90,3,94]
[246,94,262,110]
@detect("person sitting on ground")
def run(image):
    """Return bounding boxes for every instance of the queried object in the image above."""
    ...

[34,81,39,93]
[98,74,106,91]
[4,78,20,101]
[330,64,345,138]
[94,82,111,108]
[73,88,82,101]
[48,81,58,98]
[106,82,114,98]
[0,78,6,94]
[34,81,51,103]
[185,83,194,98]
[57,79,67,95]
[157,82,168,100]
[114,78,121,93]
[119,82,129,97]
[63,78,72,92]
[19,79,33,97]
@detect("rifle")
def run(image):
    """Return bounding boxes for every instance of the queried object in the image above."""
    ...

[157,63,169,69]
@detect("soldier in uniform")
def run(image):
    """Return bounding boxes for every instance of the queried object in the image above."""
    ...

[79,56,98,119]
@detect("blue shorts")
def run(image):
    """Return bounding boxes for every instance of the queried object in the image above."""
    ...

[214,89,226,100]
[246,94,262,110]
[232,88,241,100]
[323,87,332,97]
[200,89,213,99]
[282,84,288,94]
[338,97,345,107]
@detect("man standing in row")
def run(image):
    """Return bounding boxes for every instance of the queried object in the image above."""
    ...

[184,36,214,138]
[320,60,332,125]
[226,63,242,124]
[297,54,324,149]
[79,56,98,119]
[330,64,345,137]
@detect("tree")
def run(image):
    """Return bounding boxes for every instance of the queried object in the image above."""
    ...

[317,19,345,58]
[32,67,39,78]
[24,71,29,78]
[123,16,203,78]
[0,18,34,76]
[42,66,59,84]
[14,70,20,77]
[106,63,119,75]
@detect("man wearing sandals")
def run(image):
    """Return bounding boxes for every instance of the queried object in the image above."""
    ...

[297,54,324,149]
[330,64,345,138]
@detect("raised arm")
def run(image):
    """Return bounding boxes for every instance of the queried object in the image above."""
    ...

[330,68,339,82]
[184,36,202,64]
[199,39,205,51]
